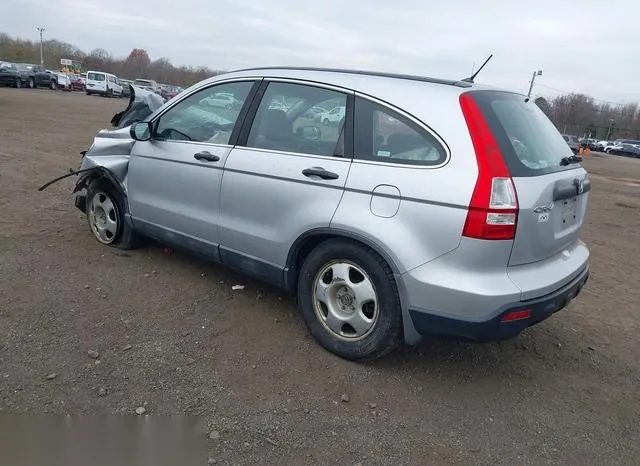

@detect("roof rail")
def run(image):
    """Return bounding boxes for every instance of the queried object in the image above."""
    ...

[229,66,473,88]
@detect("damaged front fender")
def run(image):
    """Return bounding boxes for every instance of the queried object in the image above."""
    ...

[72,159,129,194]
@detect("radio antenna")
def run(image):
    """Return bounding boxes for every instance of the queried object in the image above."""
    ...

[462,54,493,83]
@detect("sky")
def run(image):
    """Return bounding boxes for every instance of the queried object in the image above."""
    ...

[1,0,638,103]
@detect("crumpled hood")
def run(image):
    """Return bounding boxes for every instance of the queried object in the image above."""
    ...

[110,85,166,128]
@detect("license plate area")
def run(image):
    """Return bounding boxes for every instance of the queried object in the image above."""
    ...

[561,197,578,226]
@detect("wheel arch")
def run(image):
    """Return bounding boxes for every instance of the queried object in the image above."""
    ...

[284,228,422,345]
[284,228,402,292]
[73,166,131,222]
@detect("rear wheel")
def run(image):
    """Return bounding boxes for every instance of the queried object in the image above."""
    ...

[28,78,35,88]
[49,80,56,90]
[14,77,21,88]
[86,181,137,250]
[297,239,403,361]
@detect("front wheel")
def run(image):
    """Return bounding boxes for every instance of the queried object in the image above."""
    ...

[297,239,403,361]
[14,77,21,88]
[86,181,137,250]
[28,78,35,88]
[49,80,56,90]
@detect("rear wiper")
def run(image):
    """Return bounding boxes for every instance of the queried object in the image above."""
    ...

[559,155,583,166]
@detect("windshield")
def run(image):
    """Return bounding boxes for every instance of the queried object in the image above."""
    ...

[135,79,154,86]
[472,90,575,176]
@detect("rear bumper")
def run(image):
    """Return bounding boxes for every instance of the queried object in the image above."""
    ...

[409,264,589,341]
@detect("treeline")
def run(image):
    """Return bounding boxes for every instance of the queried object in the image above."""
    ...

[0,32,223,87]
[2,32,638,138]
[535,94,640,140]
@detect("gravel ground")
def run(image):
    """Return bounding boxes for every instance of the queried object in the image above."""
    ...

[0,88,639,465]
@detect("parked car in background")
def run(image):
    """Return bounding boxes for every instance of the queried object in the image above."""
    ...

[562,134,580,154]
[610,141,640,157]
[303,105,329,120]
[319,106,346,126]
[159,85,181,100]
[69,67,590,361]
[86,71,123,97]
[595,140,610,151]
[134,78,161,94]
[56,72,72,91]
[15,64,58,89]
[0,61,23,88]
[119,79,134,98]
[603,141,624,154]
[69,74,85,91]
[201,91,240,109]
[588,139,600,151]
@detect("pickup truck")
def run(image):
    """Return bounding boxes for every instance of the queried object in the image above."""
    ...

[15,63,58,89]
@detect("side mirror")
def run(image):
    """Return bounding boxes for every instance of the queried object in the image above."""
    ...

[297,125,321,141]
[130,121,152,141]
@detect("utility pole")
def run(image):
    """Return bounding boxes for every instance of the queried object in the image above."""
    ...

[606,119,615,141]
[527,69,542,98]
[37,26,46,67]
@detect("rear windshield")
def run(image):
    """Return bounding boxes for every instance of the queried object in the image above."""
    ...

[135,79,153,85]
[472,90,575,176]
[88,72,105,81]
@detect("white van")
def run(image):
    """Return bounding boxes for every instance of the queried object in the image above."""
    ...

[86,71,123,97]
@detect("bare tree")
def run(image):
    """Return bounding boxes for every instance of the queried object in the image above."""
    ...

[0,32,222,87]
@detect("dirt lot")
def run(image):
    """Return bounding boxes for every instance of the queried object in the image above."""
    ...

[0,88,639,465]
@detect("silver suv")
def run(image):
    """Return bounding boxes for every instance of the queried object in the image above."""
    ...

[72,67,590,360]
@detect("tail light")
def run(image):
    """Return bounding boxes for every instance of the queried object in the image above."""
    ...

[459,93,518,240]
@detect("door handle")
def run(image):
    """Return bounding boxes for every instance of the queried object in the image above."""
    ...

[302,167,339,180]
[194,151,220,162]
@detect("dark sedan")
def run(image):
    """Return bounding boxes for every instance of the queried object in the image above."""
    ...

[615,142,640,158]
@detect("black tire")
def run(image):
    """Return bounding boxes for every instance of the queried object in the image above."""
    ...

[85,181,137,250]
[49,80,56,90]
[86,91,91,96]
[14,77,21,89]
[107,88,113,98]
[297,239,403,361]
[28,78,35,88]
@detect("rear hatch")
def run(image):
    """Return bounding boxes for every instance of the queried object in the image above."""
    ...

[471,90,589,266]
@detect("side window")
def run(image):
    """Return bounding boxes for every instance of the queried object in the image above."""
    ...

[354,97,446,165]
[155,81,254,144]
[246,82,347,157]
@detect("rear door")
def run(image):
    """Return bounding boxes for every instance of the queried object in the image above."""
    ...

[472,91,590,266]
[86,72,106,93]
[218,80,352,278]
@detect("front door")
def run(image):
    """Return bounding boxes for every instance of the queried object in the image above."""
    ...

[219,80,353,282]
[127,80,258,258]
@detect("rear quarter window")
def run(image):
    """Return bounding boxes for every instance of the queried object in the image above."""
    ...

[354,97,446,166]
[471,90,576,176]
